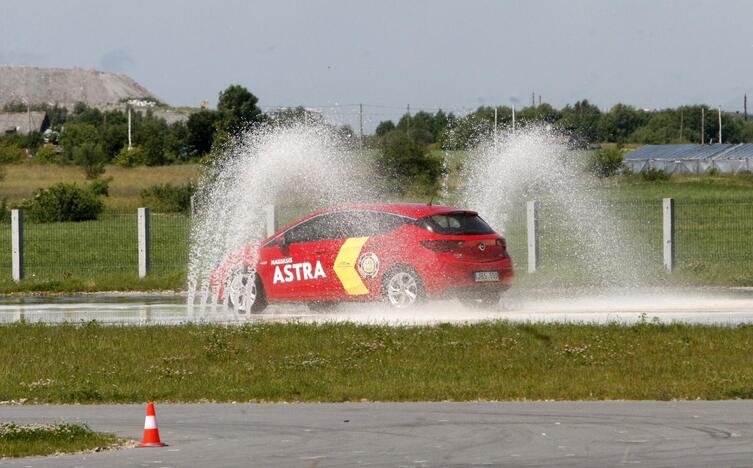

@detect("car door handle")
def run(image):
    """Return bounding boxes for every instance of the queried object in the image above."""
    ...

[315,250,326,255]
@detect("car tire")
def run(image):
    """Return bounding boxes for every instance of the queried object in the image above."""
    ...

[459,290,503,309]
[382,266,424,309]
[225,267,267,314]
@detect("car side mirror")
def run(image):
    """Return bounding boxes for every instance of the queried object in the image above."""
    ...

[279,232,290,254]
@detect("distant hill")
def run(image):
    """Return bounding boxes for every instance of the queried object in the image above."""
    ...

[0,66,159,109]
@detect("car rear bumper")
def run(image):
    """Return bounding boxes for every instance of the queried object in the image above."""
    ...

[417,257,514,297]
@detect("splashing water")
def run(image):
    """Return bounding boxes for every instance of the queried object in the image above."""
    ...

[188,122,650,320]
[462,126,648,286]
[187,123,375,318]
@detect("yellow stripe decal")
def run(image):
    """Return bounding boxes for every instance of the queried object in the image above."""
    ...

[334,237,369,295]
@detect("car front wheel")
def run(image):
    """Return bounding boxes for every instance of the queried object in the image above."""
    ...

[225,267,267,314]
[382,267,424,309]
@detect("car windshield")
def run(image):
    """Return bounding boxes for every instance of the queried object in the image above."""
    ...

[417,213,495,235]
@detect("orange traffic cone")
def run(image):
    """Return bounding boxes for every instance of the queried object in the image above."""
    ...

[138,402,167,447]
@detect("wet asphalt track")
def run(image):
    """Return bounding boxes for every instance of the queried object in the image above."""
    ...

[2,287,753,326]
[2,401,753,467]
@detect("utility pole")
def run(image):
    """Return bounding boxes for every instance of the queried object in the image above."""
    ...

[494,107,498,147]
[127,105,132,150]
[358,103,363,149]
[538,95,542,107]
[406,104,411,137]
[512,105,516,133]
[745,94,748,121]
[718,107,722,144]
[701,107,705,144]
[531,92,535,107]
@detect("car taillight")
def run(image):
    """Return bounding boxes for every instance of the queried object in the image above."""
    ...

[421,240,464,252]
[496,238,510,258]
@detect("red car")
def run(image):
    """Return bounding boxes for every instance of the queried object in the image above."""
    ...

[211,203,513,312]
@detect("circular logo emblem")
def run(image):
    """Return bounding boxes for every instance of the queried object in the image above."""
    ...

[478,242,486,251]
[357,252,380,278]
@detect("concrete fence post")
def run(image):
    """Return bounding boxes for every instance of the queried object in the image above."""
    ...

[264,204,277,237]
[11,209,23,282]
[663,198,675,272]
[526,201,539,273]
[138,207,150,278]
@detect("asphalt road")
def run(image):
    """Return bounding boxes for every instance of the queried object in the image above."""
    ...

[2,401,752,467]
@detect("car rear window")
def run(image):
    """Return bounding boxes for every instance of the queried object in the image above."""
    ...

[417,213,495,235]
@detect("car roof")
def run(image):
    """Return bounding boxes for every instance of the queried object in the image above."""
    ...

[316,203,476,219]
[267,203,478,242]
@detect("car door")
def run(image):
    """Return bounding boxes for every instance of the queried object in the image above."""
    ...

[262,214,343,301]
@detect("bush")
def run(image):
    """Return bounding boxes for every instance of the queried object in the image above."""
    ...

[0,198,9,222]
[639,167,670,181]
[24,183,104,222]
[377,130,443,194]
[140,182,196,213]
[33,144,60,164]
[589,148,623,177]
[735,170,753,182]
[113,146,149,167]
[73,142,107,179]
[88,177,112,197]
[0,141,25,163]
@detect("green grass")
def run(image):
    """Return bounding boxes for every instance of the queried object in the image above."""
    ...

[0,163,200,211]
[2,322,753,402]
[0,422,120,458]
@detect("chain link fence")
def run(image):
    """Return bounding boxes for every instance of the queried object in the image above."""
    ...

[498,199,751,283]
[1,210,189,281]
[2,201,753,284]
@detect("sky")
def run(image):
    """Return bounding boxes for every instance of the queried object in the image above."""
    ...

[2,0,752,132]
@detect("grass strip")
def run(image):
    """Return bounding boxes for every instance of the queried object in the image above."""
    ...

[2,322,753,403]
[0,422,120,458]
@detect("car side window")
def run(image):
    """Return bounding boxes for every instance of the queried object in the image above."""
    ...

[284,214,342,244]
[341,211,411,237]
[282,211,412,244]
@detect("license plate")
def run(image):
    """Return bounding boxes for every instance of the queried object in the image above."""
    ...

[474,271,499,282]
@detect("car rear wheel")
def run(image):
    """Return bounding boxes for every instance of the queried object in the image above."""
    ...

[383,267,424,309]
[225,267,267,314]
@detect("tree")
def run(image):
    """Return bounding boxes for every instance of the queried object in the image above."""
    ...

[100,124,128,159]
[560,99,602,142]
[216,84,263,134]
[630,110,682,144]
[186,109,220,155]
[438,110,495,150]
[60,123,100,161]
[266,106,324,127]
[375,120,396,137]
[598,104,648,143]
[74,142,107,179]
[135,118,169,165]
[377,130,443,194]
